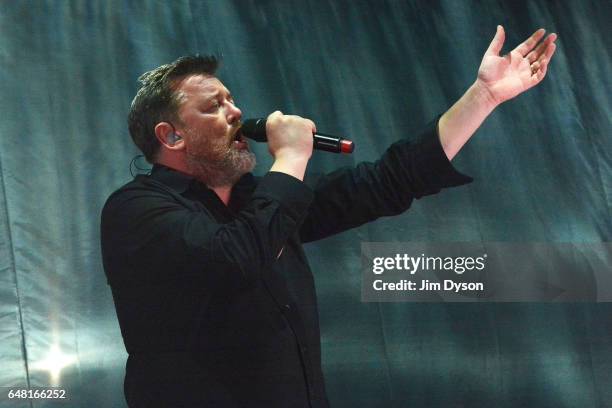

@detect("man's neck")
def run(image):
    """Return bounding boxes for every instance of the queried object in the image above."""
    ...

[210,185,233,206]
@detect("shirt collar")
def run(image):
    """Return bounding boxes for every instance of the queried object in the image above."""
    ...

[149,163,195,194]
[148,164,258,208]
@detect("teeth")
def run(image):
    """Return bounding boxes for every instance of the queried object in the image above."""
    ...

[232,134,245,144]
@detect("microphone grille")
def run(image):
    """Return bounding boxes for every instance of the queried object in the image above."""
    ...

[240,118,267,142]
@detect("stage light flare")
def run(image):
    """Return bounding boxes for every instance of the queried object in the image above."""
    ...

[31,344,77,385]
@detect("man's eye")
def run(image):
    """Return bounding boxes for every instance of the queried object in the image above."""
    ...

[205,98,234,113]
[205,101,220,112]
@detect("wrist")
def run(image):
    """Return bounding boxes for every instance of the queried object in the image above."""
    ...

[471,79,501,111]
[270,154,310,181]
[272,148,312,163]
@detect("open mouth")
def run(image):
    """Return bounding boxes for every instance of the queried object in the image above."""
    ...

[233,128,243,141]
[231,128,248,149]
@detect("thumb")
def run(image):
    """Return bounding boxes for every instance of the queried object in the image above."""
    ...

[485,25,505,56]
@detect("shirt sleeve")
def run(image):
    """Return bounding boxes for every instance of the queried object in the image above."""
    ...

[299,116,473,243]
[101,171,313,289]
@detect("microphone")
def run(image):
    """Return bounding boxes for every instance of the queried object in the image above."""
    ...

[240,118,354,154]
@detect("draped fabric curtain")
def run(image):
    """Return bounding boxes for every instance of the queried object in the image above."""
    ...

[0,1,610,407]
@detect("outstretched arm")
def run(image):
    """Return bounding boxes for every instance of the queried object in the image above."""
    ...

[439,25,558,160]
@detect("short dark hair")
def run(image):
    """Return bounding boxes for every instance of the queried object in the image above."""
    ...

[128,54,220,162]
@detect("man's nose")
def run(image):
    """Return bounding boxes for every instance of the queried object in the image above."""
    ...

[226,102,242,124]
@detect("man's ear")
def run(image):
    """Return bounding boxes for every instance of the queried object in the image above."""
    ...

[155,122,184,150]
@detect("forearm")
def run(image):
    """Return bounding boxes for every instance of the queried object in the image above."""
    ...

[438,80,499,161]
[300,118,473,243]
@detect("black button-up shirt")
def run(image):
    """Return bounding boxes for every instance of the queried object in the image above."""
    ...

[101,118,472,407]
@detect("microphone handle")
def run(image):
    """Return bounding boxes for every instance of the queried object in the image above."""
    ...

[240,118,354,154]
[312,132,353,153]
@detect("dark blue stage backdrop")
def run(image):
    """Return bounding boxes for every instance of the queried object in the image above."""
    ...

[0,1,610,407]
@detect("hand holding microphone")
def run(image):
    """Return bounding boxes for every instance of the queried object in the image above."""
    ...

[262,112,314,181]
[240,112,354,155]
[263,111,316,161]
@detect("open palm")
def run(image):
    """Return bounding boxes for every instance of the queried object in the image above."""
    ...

[477,26,557,105]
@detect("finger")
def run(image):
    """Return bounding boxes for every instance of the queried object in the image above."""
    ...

[526,33,557,63]
[307,119,317,133]
[268,110,283,120]
[531,43,556,83]
[485,25,505,56]
[533,60,549,83]
[533,41,557,66]
[526,34,549,63]
[513,28,545,57]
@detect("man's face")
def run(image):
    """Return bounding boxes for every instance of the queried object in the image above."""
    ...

[174,74,255,187]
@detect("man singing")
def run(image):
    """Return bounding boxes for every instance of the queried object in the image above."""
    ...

[101,26,556,407]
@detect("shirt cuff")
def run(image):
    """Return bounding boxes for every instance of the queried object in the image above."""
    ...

[252,171,315,220]
[410,116,474,189]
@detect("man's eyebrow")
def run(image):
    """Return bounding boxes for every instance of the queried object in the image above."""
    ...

[199,89,219,102]
[202,89,233,101]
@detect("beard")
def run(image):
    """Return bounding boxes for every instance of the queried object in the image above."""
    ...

[185,130,256,188]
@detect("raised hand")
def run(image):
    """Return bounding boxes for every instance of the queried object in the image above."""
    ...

[477,25,557,105]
